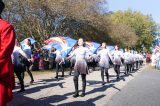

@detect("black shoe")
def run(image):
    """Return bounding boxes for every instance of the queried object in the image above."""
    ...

[102,82,105,86]
[55,76,58,79]
[73,93,79,98]
[18,89,25,92]
[80,93,85,97]
[61,75,64,77]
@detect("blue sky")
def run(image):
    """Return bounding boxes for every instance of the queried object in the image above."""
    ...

[107,0,160,23]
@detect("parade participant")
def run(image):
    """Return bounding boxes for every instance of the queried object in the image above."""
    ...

[151,52,157,68]
[69,55,76,75]
[86,53,94,73]
[128,50,133,73]
[52,48,65,79]
[112,45,123,79]
[86,50,98,72]
[89,53,99,71]
[68,47,77,75]
[130,50,136,72]
[67,38,91,97]
[123,48,131,75]
[12,39,28,92]
[135,51,139,69]
[21,38,34,83]
[139,53,144,66]
[49,47,56,69]
[0,1,15,105]
[23,39,32,59]
[97,42,112,85]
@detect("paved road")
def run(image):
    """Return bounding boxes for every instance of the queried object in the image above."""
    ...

[8,65,145,106]
[108,67,160,106]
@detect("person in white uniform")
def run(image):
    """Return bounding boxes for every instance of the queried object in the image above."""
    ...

[21,39,34,83]
[130,50,136,72]
[97,42,112,85]
[22,39,32,59]
[67,38,91,98]
[123,48,131,75]
[90,53,100,71]
[68,47,77,75]
[111,45,123,79]
[135,51,139,69]
[139,53,144,66]
[12,39,28,92]
[52,48,65,79]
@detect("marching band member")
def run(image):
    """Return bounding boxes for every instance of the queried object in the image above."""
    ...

[69,55,76,75]
[111,45,123,79]
[135,51,139,69]
[67,38,91,97]
[22,39,32,59]
[129,50,134,72]
[52,48,65,79]
[123,48,131,75]
[68,47,77,75]
[130,50,136,72]
[12,39,28,92]
[139,53,144,66]
[90,53,99,71]
[97,42,112,85]
[21,39,34,83]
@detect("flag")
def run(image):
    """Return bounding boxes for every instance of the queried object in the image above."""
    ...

[42,45,52,51]
[44,36,77,58]
[21,37,37,45]
[155,45,160,52]
[107,45,115,52]
[156,38,160,46]
[44,36,65,45]
[85,41,101,54]
[20,37,37,49]
[120,48,124,53]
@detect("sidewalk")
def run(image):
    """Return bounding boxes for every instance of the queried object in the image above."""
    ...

[8,65,146,106]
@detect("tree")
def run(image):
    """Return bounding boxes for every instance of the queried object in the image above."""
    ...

[2,0,110,44]
[109,9,156,51]
[107,22,138,48]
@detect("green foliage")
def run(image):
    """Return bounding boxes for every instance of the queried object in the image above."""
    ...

[1,1,156,51]
[109,9,156,52]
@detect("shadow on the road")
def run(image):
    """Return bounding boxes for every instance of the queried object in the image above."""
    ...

[21,82,64,95]
[8,93,37,106]
[111,74,127,83]
[86,83,121,96]
[10,78,68,106]
[10,66,143,106]
[25,95,67,106]
[58,95,105,106]
[109,68,142,83]
[15,77,65,89]
[9,93,68,106]
[14,77,65,95]
[87,80,103,86]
